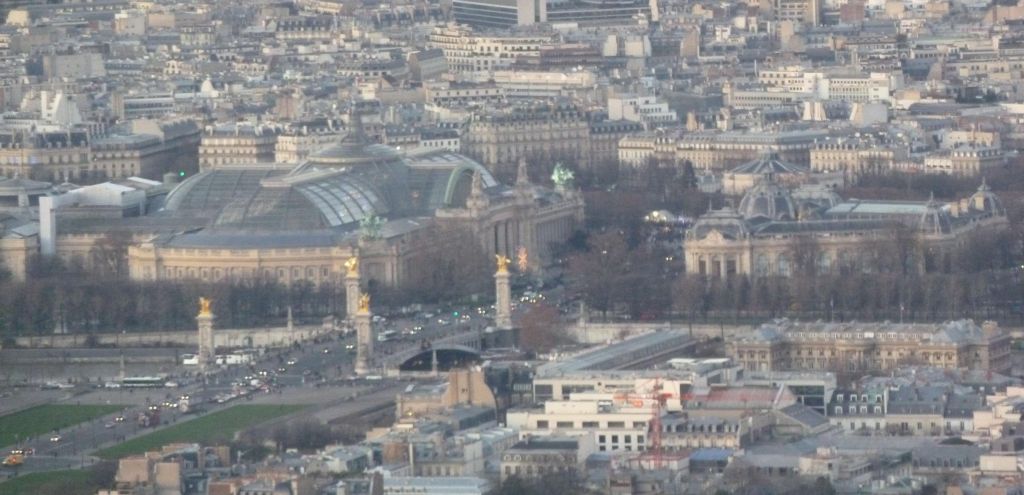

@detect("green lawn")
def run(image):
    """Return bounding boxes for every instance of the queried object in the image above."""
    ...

[0,469,96,495]
[0,405,123,448]
[95,404,304,459]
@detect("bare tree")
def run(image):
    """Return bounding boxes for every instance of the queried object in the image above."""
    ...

[89,231,132,279]
[402,224,491,303]
[789,235,821,277]
[516,302,570,354]
[566,231,630,317]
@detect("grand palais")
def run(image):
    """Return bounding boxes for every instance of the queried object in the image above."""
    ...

[0,118,584,286]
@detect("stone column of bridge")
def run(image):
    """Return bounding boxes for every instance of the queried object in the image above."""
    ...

[344,256,360,325]
[354,294,374,375]
[196,297,215,373]
[494,255,513,329]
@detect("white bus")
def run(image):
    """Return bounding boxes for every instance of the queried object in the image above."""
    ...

[121,376,167,388]
[216,351,254,365]
[377,330,399,342]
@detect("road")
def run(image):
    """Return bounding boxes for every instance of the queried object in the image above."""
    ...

[0,302,510,478]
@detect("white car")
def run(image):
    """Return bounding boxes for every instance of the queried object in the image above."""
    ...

[49,435,62,443]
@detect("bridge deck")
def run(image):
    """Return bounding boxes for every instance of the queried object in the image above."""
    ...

[381,330,483,368]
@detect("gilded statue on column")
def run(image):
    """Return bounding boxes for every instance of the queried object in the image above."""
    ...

[495,254,510,273]
[358,293,371,312]
[198,297,212,316]
[344,256,359,276]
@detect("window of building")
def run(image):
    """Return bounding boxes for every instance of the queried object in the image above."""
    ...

[608,421,625,428]
[536,420,549,429]
[582,421,598,428]
[556,421,573,429]
[534,385,553,400]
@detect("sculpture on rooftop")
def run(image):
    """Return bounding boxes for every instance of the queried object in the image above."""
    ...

[551,163,574,189]
[359,213,383,241]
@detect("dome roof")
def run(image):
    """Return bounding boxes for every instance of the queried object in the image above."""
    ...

[161,146,504,234]
[163,169,285,218]
[160,120,517,238]
[969,178,1004,216]
[214,169,389,230]
[305,138,402,168]
[301,112,402,170]
[738,174,797,221]
[687,206,750,240]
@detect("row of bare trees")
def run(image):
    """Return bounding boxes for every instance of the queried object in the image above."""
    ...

[564,227,1023,324]
[0,225,495,338]
[0,272,346,338]
[672,269,1022,324]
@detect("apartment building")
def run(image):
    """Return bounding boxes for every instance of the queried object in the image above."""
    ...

[427,25,552,75]
[0,129,90,182]
[607,95,678,129]
[774,0,822,25]
[463,103,590,176]
[617,132,679,167]
[199,123,281,170]
[425,82,505,107]
[922,146,1004,176]
[506,393,655,452]
[673,129,827,170]
[273,119,344,164]
[491,70,597,99]
[500,436,595,482]
[589,120,644,166]
[810,142,896,178]
[90,120,201,181]
[112,92,176,120]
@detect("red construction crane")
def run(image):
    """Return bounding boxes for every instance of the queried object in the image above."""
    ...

[612,378,689,470]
